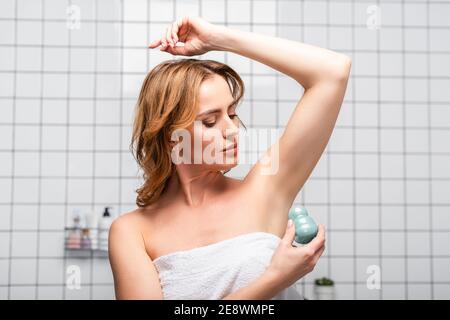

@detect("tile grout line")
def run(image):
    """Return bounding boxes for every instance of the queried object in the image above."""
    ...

[6,0,18,300]
[426,0,435,300]
[34,0,46,300]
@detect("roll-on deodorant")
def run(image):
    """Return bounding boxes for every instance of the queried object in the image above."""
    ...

[288,206,318,245]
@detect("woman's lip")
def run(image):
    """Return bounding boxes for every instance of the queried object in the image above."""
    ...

[222,144,237,151]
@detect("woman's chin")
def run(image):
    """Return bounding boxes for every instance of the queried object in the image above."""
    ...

[214,158,238,171]
[201,150,239,170]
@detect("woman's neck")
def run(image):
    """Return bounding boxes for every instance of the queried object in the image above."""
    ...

[165,168,224,208]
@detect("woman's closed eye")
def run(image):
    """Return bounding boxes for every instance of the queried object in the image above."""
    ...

[203,121,215,128]
[203,114,238,128]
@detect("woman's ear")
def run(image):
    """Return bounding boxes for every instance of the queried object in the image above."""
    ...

[169,139,183,155]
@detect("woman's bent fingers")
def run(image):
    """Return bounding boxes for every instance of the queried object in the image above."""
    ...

[166,26,173,47]
[165,18,183,49]
[312,244,326,265]
[306,224,326,252]
[172,21,179,43]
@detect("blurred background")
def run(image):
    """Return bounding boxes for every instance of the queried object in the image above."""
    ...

[0,0,449,300]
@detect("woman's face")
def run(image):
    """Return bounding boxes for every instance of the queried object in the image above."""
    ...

[185,74,241,171]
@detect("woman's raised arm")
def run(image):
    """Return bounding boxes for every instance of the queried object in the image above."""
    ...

[210,24,352,210]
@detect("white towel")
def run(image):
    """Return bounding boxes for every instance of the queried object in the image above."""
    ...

[153,231,303,300]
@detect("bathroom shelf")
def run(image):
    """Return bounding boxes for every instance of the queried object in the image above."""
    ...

[64,227,109,259]
[64,248,109,259]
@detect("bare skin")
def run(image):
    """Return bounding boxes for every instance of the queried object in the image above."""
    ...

[110,15,351,300]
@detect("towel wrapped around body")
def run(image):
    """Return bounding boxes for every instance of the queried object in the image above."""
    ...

[153,231,303,300]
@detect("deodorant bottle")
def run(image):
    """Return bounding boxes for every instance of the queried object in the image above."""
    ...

[288,206,318,245]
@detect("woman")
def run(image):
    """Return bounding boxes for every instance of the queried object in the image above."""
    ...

[109,16,351,300]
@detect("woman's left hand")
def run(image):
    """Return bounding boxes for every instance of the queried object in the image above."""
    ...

[148,15,219,56]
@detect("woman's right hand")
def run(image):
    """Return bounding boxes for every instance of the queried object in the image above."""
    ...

[148,15,220,56]
[267,220,326,290]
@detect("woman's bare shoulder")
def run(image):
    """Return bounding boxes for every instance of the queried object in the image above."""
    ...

[110,207,155,236]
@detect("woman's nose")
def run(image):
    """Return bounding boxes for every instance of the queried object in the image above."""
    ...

[223,122,239,140]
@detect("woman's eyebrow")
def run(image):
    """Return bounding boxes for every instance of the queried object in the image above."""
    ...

[196,102,236,118]
[196,108,221,117]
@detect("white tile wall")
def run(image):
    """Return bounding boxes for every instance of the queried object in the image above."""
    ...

[0,0,449,300]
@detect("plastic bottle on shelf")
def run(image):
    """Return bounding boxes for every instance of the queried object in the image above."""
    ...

[81,228,92,249]
[67,208,82,249]
[86,209,98,250]
[98,207,114,251]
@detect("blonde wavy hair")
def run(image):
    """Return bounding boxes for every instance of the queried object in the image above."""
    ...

[130,58,246,208]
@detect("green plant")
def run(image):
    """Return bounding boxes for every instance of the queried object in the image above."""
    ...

[314,277,334,286]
